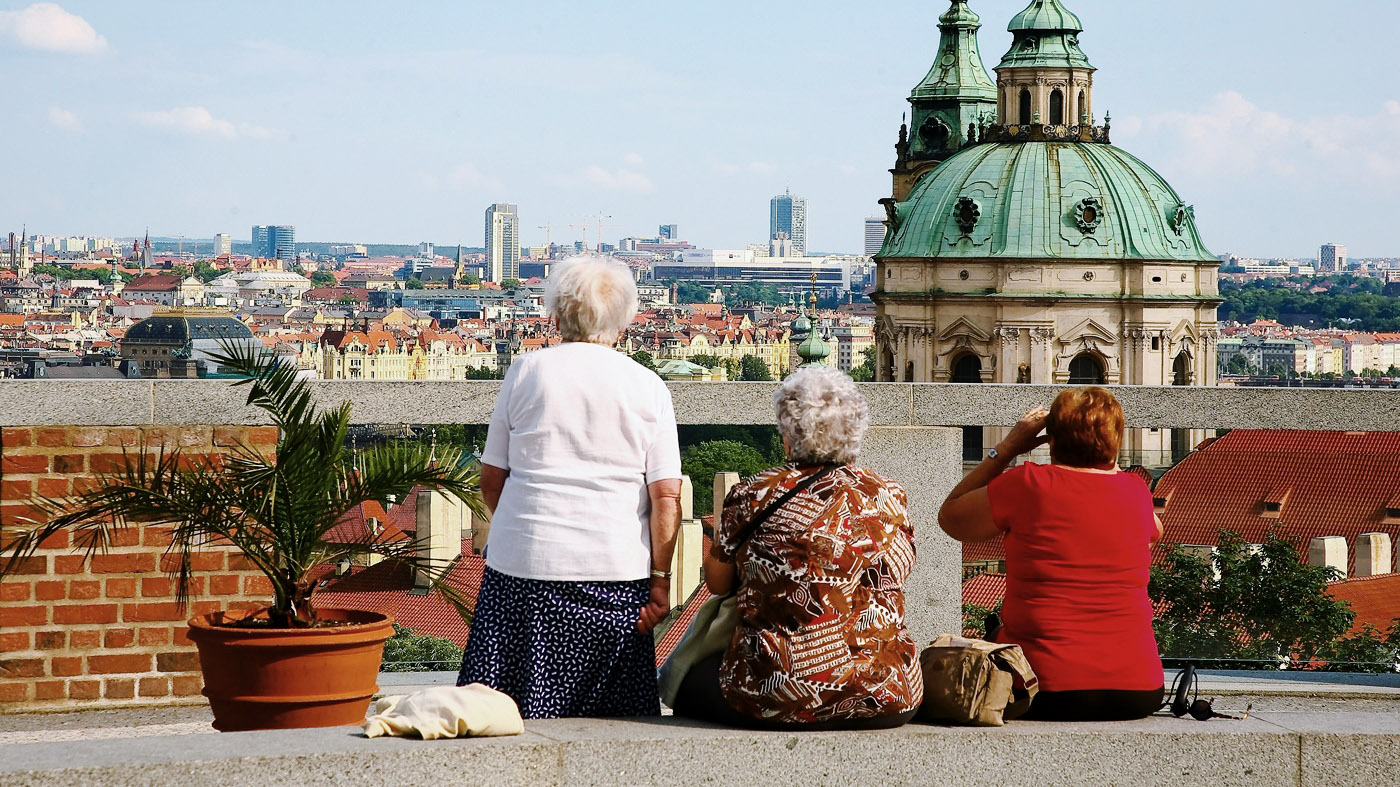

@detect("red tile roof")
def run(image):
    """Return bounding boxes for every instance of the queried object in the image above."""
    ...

[962,572,1006,610]
[312,547,484,645]
[1154,430,1400,576]
[1327,573,1400,634]
[654,584,715,668]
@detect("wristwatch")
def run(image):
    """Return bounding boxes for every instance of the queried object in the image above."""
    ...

[987,448,1000,460]
[650,569,672,580]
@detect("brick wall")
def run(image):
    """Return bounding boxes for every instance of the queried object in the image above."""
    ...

[0,426,276,710]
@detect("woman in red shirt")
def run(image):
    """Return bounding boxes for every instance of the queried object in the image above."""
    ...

[939,387,1164,721]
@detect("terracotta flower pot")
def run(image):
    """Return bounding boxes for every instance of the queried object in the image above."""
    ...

[187,608,395,732]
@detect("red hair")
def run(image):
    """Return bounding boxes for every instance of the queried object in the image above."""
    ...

[1046,387,1124,468]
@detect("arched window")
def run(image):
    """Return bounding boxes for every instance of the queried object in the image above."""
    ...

[1173,352,1192,386]
[1078,90,1087,122]
[1050,90,1065,125]
[904,361,915,382]
[1068,352,1105,385]
[1171,352,1194,462]
[950,354,984,459]
[1018,89,1032,126]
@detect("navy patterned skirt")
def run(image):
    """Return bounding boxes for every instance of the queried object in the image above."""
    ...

[457,566,660,719]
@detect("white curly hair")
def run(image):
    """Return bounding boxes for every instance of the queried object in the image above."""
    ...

[773,366,869,465]
[544,256,639,344]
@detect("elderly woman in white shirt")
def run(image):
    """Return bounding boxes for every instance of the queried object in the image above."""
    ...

[456,257,683,719]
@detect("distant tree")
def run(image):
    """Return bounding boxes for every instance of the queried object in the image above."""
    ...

[673,281,710,304]
[630,350,661,376]
[849,346,877,382]
[1318,621,1400,673]
[1389,366,1400,378]
[1150,529,1357,668]
[690,353,723,369]
[464,366,505,380]
[459,272,481,286]
[721,357,742,380]
[310,270,337,287]
[500,278,524,291]
[337,295,359,306]
[406,276,424,290]
[380,624,464,672]
[680,440,773,515]
[739,355,774,382]
[1224,354,1251,376]
[193,260,222,283]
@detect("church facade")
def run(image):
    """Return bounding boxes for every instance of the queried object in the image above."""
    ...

[873,0,1222,409]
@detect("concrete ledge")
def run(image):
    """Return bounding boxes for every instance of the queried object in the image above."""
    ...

[3,380,1400,430]
[4,712,1399,786]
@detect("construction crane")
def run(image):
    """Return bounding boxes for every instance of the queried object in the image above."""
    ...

[594,215,613,254]
[537,223,554,248]
[568,223,589,252]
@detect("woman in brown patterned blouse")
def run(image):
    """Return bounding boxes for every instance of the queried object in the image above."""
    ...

[671,366,922,729]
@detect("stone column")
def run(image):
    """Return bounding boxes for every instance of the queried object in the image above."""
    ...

[859,426,963,643]
[1030,328,1054,383]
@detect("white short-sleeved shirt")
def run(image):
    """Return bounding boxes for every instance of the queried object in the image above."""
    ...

[480,342,683,582]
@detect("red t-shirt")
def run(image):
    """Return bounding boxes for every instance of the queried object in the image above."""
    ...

[987,463,1162,692]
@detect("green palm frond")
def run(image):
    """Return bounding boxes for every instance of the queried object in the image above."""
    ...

[0,341,487,628]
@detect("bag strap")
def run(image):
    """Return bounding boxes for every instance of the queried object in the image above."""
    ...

[732,463,839,548]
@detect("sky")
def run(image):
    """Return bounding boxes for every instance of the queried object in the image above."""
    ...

[0,0,1396,258]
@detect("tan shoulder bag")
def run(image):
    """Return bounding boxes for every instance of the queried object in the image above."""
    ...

[916,634,1039,726]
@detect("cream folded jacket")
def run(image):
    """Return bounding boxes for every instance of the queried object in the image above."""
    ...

[363,683,524,739]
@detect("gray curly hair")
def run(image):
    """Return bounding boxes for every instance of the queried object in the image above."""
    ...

[773,366,869,465]
[544,255,639,343]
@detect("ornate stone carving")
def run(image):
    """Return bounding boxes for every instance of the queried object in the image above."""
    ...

[1030,327,1056,346]
[1073,197,1104,234]
[1168,203,1195,236]
[953,196,982,235]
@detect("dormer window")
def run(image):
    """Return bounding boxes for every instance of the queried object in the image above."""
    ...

[1260,487,1291,519]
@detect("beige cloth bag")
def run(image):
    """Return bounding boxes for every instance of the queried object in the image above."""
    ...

[916,634,1039,727]
[363,683,524,739]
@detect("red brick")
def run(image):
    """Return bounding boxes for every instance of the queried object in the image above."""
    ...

[0,632,30,652]
[1,478,32,498]
[88,653,152,674]
[0,606,47,626]
[69,428,104,448]
[171,674,203,696]
[140,577,173,597]
[34,680,65,700]
[50,657,82,677]
[0,581,30,602]
[34,529,68,549]
[107,528,141,547]
[138,677,169,697]
[156,651,200,672]
[35,476,69,498]
[34,630,64,650]
[190,552,225,571]
[70,476,104,495]
[105,578,138,598]
[89,453,136,474]
[227,554,256,571]
[68,680,100,699]
[192,601,222,616]
[212,427,243,447]
[34,580,66,601]
[138,627,171,646]
[105,428,139,447]
[248,426,279,447]
[1,455,48,474]
[2,428,32,448]
[54,555,87,574]
[141,526,175,547]
[103,628,135,648]
[68,630,100,649]
[208,575,238,595]
[244,576,274,595]
[0,658,45,678]
[0,555,46,575]
[123,602,185,622]
[35,428,70,447]
[105,678,135,699]
[172,627,192,646]
[53,604,118,625]
[69,580,100,600]
[0,682,31,702]
[52,454,85,474]
[90,553,155,574]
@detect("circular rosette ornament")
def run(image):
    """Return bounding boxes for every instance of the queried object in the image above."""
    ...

[953,196,982,235]
[1073,197,1104,234]
[1168,203,1194,236]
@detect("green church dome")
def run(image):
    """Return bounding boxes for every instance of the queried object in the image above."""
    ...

[880,141,1215,263]
[1008,0,1083,33]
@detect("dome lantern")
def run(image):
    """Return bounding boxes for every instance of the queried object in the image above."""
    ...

[994,0,1095,131]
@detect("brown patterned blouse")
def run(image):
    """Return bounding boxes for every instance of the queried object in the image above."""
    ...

[712,464,922,724]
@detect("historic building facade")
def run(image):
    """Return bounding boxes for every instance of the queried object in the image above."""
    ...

[873,0,1221,456]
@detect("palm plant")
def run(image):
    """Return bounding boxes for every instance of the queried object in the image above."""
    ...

[0,342,488,628]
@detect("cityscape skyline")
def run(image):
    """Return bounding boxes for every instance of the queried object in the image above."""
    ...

[0,1,1396,257]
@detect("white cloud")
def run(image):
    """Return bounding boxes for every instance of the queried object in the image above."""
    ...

[562,164,654,194]
[0,3,106,54]
[132,107,279,141]
[622,152,645,166]
[1117,91,1400,180]
[47,106,81,132]
[446,162,501,191]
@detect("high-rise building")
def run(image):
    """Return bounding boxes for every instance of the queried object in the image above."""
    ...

[484,203,520,282]
[770,190,808,256]
[864,217,887,256]
[659,224,679,240]
[213,233,232,257]
[1320,243,1348,273]
[251,225,295,261]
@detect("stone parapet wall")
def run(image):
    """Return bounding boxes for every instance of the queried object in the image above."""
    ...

[0,425,276,711]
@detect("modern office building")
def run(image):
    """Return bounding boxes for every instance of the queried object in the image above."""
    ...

[213,233,232,257]
[1320,243,1348,273]
[251,226,295,261]
[484,203,520,282]
[770,190,807,256]
[864,217,887,256]
[659,224,679,240]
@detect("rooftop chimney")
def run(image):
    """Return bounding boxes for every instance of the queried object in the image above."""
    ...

[415,490,468,588]
[1354,533,1393,578]
[1308,536,1348,578]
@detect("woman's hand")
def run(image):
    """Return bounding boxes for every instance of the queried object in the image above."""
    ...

[996,406,1050,458]
[636,578,671,633]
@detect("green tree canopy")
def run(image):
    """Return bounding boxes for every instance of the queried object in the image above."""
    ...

[680,440,773,516]
[739,355,774,382]
[690,353,723,369]
[310,270,338,287]
[500,278,524,290]
[849,346,876,382]
[630,350,661,376]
